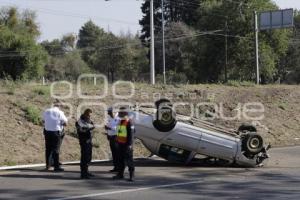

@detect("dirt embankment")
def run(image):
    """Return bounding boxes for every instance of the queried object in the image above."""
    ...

[0,82,299,166]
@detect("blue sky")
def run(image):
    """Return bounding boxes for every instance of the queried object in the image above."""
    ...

[0,0,299,41]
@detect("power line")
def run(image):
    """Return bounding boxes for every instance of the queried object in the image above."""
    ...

[154,0,255,20]
[172,0,252,7]
[0,30,249,57]
[150,0,244,26]
[0,28,225,53]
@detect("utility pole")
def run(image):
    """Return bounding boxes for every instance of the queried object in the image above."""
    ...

[225,20,228,83]
[161,0,166,85]
[150,0,155,85]
[254,11,260,84]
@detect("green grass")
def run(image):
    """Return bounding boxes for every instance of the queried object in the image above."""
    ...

[24,105,42,125]
[5,81,17,95]
[33,86,50,96]
[7,87,15,95]
[226,80,256,87]
[0,76,24,95]
[3,159,17,166]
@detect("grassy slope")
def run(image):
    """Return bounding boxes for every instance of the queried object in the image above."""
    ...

[0,81,299,166]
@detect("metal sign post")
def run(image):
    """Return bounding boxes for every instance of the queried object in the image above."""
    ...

[150,0,155,85]
[254,11,260,85]
[254,9,294,85]
[161,0,166,85]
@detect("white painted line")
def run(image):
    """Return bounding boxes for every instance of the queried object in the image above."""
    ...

[0,158,146,171]
[0,159,109,171]
[0,164,45,170]
[50,180,203,200]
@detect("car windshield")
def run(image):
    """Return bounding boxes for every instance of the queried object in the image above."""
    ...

[158,144,191,163]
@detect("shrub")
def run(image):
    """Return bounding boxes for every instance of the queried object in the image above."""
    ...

[24,105,41,125]
[33,86,50,96]
[3,159,17,166]
[2,76,16,95]
[44,51,90,81]
[156,71,188,84]
[6,85,16,95]
[226,80,255,87]
[0,26,48,80]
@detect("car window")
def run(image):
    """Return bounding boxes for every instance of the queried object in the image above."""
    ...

[158,144,191,163]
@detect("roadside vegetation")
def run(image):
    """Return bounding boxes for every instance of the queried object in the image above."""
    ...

[24,105,42,125]
[32,86,50,96]
[0,1,300,84]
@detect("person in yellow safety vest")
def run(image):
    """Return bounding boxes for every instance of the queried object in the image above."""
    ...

[113,107,135,182]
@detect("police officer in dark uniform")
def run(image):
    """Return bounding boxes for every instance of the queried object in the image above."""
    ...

[113,107,135,182]
[76,109,95,179]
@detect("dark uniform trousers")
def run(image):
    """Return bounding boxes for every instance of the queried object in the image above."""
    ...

[44,130,61,169]
[116,143,135,176]
[108,135,118,169]
[58,132,65,153]
[79,134,92,176]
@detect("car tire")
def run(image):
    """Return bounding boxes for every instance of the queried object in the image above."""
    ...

[242,133,264,155]
[153,99,177,132]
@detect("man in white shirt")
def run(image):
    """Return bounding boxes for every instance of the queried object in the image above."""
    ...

[104,107,119,172]
[42,100,68,172]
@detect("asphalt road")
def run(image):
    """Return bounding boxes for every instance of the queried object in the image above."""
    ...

[1,146,300,200]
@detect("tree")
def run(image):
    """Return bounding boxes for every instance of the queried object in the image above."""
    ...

[139,0,163,43]
[0,7,47,80]
[280,11,300,84]
[91,33,126,82]
[117,34,149,81]
[0,7,18,29]
[89,33,139,82]
[21,9,40,39]
[41,33,90,81]
[44,51,90,81]
[61,33,76,51]
[155,22,195,80]
[77,20,106,62]
[0,7,40,39]
[0,26,47,80]
[139,0,199,43]
[41,34,76,57]
[191,0,291,83]
[77,21,148,82]
[41,39,65,57]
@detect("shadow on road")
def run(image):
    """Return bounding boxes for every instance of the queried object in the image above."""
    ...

[1,158,300,200]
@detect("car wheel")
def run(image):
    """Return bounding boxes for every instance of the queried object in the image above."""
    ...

[242,133,264,155]
[153,99,177,132]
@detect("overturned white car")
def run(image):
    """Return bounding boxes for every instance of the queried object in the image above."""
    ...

[131,99,270,167]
